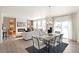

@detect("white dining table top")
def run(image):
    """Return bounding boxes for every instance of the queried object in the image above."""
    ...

[34,33,62,41]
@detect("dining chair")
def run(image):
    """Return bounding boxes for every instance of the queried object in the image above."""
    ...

[49,36,60,52]
[58,34,63,44]
[55,31,60,34]
[50,36,60,47]
[32,36,46,52]
[50,34,63,52]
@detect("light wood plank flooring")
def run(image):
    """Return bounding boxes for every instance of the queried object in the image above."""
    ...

[0,39,79,53]
[0,39,32,53]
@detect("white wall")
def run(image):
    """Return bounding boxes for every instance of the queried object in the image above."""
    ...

[0,13,1,40]
[0,12,3,42]
[76,12,79,42]
[71,12,79,42]
[71,13,77,41]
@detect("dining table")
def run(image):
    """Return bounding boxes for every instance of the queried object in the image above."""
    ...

[35,33,62,53]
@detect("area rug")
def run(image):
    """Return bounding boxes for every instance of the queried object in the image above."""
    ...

[25,42,68,53]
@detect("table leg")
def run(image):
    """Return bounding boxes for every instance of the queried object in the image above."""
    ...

[46,41,50,53]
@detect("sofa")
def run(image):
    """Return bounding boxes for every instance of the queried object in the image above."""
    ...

[22,29,46,40]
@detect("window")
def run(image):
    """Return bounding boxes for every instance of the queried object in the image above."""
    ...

[38,20,42,29]
[33,19,46,31]
[54,22,62,32]
[54,16,72,40]
[42,20,46,31]
[33,21,37,29]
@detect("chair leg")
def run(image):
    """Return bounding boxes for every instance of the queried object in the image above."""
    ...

[52,45,55,52]
[33,45,34,53]
[52,43,55,53]
[39,49,41,53]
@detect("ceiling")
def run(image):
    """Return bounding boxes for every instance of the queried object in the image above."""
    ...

[0,6,79,19]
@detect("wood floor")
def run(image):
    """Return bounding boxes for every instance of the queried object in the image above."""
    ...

[0,39,79,53]
[64,41,79,53]
[0,39,32,53]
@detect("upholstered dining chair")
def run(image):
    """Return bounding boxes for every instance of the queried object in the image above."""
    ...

[55,31,61,34]
[57,34,63,44]
[50,36,60,47]
[50,34,63,44]
[52,34,63,47]
[32,36,46,52]
[48,36,59,52]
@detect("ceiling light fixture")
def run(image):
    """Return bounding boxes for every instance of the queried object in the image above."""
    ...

[48,6,52,20]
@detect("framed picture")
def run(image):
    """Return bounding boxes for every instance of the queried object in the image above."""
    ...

[17,22,25,27]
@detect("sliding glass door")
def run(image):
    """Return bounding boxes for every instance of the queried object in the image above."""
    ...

[54,16,72,42]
